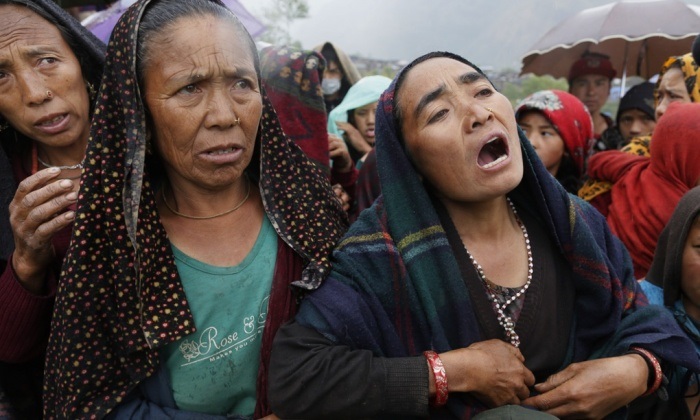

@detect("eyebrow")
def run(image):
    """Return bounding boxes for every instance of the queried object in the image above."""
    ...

[0,47,56,69]
[413,71,487,119]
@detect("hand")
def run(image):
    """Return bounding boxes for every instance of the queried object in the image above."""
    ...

[336,121,372,155]
[521,354,648,419]
[331,183,351,212]
[9,168,78,294]
[328,134,354,173]
[435,339,535,407]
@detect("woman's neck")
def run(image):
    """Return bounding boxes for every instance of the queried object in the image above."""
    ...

[164,174,251,218]
[443,195,516,242]
[35,137,88,168]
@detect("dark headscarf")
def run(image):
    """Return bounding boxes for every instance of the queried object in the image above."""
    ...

[43,0,346,417]
[0,0,105,260]
[647,187,700,306]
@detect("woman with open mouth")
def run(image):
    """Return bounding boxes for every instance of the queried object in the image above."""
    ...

[268,51,699,419]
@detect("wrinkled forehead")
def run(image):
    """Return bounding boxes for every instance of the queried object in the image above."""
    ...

[0,4,61,49]
[396,57,481,117]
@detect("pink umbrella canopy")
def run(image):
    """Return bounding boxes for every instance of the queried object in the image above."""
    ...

[83,0,266,45]
[520,0,700,79]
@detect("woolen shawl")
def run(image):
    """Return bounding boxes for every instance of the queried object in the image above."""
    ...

[0,0,105,260]
[647,187,700,306]
[587,102,700,279]
[43,0,347,417]
[296,51,700,418]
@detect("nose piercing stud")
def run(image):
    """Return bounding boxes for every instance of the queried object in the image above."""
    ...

[486,107,493,113]
[46,90,53,99]
[233,117,241,126]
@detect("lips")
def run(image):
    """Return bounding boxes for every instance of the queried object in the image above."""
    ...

[477,136,509,169]
[34,113,70,134]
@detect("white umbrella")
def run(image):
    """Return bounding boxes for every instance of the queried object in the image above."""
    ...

[520,0,700,80]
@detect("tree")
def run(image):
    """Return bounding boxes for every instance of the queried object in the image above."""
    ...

[259,0,309,48]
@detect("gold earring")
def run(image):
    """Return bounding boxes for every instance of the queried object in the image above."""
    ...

[86,82,96,100]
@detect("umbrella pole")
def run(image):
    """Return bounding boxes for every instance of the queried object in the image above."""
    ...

[620,43,628,97]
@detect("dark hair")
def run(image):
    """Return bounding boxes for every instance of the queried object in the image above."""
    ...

[0,0,101,86]
[320,43,351,98]
[555,153,584,194]
[136,0,260,88]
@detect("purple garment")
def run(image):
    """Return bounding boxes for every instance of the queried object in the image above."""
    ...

[84,0,266,44]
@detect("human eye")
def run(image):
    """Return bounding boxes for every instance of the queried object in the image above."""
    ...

[178,84,199,95]
[37,57,58,67]
[476,87,493,97]
[233,79,253,90]
[427,109,448,124]
[619,116,632,125]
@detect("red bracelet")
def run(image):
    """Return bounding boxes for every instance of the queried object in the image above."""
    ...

[424,350,448,407]
[628,346,663,397]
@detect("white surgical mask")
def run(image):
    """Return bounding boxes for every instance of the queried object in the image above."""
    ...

[322,78,341,96]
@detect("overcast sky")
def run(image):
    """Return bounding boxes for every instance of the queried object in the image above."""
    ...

[238,0,700,71]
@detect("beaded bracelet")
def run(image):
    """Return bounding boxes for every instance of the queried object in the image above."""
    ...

[627,346,663,397]
[423,350,448,407]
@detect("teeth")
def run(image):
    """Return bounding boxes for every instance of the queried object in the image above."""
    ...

[481,154,507,169]
[208,147,235,155]
[486,137,499,144]
[40,115,63,126]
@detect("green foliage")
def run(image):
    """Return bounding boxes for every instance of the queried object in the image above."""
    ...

[500,74,569,106]
[259,0,309,46]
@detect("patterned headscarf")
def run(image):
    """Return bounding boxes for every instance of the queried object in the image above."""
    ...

[0,0,105,259]
[43,0,346,417]
[656,53,700,105]
[260,45,331,173]
[515,89,594,177]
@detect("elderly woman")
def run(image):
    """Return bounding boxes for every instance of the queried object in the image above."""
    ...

[268,52,700,419]
[42,0,346,418]
[0,0,104,417]
[635,186,700,419]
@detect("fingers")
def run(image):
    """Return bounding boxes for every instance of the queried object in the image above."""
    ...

[534,366,575,394]
[13,167,61,201]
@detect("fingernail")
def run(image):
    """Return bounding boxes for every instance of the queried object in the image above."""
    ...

[66,192,78,201]
[65,211,75,219]
[49,167,60,173]
[59,179,72,188]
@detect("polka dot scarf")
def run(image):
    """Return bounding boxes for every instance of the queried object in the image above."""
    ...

[43,0,347,417]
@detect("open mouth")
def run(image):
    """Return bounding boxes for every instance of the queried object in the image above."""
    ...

[477,137,509,169]
[206,147,238,156]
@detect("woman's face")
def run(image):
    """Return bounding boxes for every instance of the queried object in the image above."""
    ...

[143,14,262,192]
[682,217,700,320]
[0,5,90,149]
[352,101,377,146]
[518,111,565,176]
[655,67,692,120]
[398,57,523,203]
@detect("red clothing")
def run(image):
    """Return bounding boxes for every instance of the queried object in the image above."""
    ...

[0,158,71,363]
[587,102,700,279]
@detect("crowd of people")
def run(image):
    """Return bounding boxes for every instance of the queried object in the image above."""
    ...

[0,0,699,419]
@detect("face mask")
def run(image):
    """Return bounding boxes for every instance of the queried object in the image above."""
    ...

[322,78,341,96]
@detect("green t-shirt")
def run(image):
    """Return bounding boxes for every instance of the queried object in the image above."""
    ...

[163,216,277,417]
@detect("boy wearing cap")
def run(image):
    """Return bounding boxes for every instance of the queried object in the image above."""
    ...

[597,82,656,151]
[568,52,616,138]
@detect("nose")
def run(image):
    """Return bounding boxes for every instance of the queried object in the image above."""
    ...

[655,99,669,121]
[528,132,542,150]
[17,70,51,106]
[465,105,493,132]
[205,87,239,129]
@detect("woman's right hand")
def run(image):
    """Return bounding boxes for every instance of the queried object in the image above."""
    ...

[9,167,77,294]
[336,121,373,155]
[437,339,535,407]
